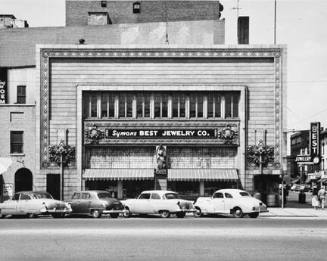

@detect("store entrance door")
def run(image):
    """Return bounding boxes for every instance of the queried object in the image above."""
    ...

[47,174,60,200]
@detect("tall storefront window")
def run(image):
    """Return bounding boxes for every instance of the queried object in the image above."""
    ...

[90,94,97,118]
[154,94,168,118]
[83,91,239,120]
[172,95,186,118]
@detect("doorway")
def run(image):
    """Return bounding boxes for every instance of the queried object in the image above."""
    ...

[14,168,33,192]
[46,174,60,200]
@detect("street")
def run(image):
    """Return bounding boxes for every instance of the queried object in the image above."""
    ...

[1,217,327,261]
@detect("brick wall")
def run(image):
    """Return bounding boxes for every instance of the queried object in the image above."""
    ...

[66,0,220,26]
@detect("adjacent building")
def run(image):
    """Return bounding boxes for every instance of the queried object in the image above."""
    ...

[0,0,287,201]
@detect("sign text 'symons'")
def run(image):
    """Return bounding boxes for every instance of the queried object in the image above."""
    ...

[105,129,217,139]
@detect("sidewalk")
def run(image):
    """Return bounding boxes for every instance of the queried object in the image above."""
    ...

[260,191,327,218]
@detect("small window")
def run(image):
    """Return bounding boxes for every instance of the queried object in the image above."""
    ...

[72,193,80,200]
[151,193,161,200]
[133,2,141,13]
[239,192,250,197]
[225,193,233,198]
[13,193,20,201]
[10,131,23,153]
[213,192,224,198]
[81,193,90,199]
[138,193,151,199]
[20,193,31,200]
[101,1,107,8]
[17,85,26,104]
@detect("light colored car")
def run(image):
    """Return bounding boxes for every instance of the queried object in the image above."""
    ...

[194,189,268,218]
[69,190,125,218]
[0,191,72,218]
[122,190,195,218]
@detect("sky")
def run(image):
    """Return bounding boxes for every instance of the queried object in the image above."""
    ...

[1,0,327,132]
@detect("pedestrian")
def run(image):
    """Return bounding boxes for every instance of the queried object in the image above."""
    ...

[318,186,326,209]
[312,185,319,210]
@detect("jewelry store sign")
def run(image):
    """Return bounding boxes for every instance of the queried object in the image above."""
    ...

[105,129,217,138]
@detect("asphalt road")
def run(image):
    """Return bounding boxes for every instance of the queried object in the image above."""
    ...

[1,217,327,261]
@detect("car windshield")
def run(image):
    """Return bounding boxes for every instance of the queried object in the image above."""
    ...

[32,192,53,199]
[97,192,112,199]
[239,192,250,197]
[165,193,179,199]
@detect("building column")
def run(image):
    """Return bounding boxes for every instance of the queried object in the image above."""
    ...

[117,181,123,199]
[199,181,205,196]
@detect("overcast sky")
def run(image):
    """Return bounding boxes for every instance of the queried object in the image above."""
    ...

[2,0,327,132]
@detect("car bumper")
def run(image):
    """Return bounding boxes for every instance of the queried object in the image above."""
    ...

[179,208,196,213]
[102,209,125,215]
[41,208,72,214]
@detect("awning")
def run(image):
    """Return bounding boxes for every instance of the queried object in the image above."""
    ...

[0,157,13,174]
[168,169,239,181]
[83,168,154,181]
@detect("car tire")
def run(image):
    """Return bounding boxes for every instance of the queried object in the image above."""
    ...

[110,213,119,219]
[249,212,259,218]
[160,210,170,218]
[91,210,101,218]
[123,207,131,218]
[194,207,202,218]
[0,210,4,219]
[176,212,186,218]
[233,207,244,218]
[27,213,37,218]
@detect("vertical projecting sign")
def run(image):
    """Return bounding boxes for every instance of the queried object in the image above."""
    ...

[310,122,321,164]
[0,68,7,104]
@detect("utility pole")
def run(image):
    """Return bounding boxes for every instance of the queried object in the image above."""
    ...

[274,0,277,44]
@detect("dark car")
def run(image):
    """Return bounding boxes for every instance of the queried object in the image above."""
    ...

[69,190,125,218]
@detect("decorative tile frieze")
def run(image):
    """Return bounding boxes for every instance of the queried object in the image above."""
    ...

[39,47,283,168]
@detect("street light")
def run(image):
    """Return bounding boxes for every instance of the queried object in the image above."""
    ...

[58,140,65,201]
[48,140,75,201]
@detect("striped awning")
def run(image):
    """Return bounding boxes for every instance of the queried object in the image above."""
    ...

[83,168,154,181]
[168,169,239,181]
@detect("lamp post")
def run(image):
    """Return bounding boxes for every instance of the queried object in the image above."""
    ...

[58,140,65,201]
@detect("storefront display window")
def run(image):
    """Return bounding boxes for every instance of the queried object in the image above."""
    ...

[83,91,239,120]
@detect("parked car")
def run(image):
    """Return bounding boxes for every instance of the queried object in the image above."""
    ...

[194,189,268,218]
[0,191,72,218]
[69,190,125,218]
[122,190,195,218]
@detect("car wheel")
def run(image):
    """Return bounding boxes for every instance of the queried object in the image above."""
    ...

[194,207,202,218]
[176,212,186,218]
[91,210,101,218]
[0,210,4,219]
[233,207,244,218]
[52,213,65,218]
[110,213,119,219]
[27,213,37,218]
[160,210,170,218]
[249,212,259,218]
[123,207,131,218]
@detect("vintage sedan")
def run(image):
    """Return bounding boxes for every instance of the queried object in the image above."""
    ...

[122,190,195,218]
[0,191,72,218]
[194,189,268,218]
[69,190,125,218]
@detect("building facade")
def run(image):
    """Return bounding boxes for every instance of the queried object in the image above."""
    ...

[0,0,287,201]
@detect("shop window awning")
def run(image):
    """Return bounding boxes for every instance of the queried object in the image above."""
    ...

[83,168,154,181]
[0,157,13,174]
[168,169,239,181]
